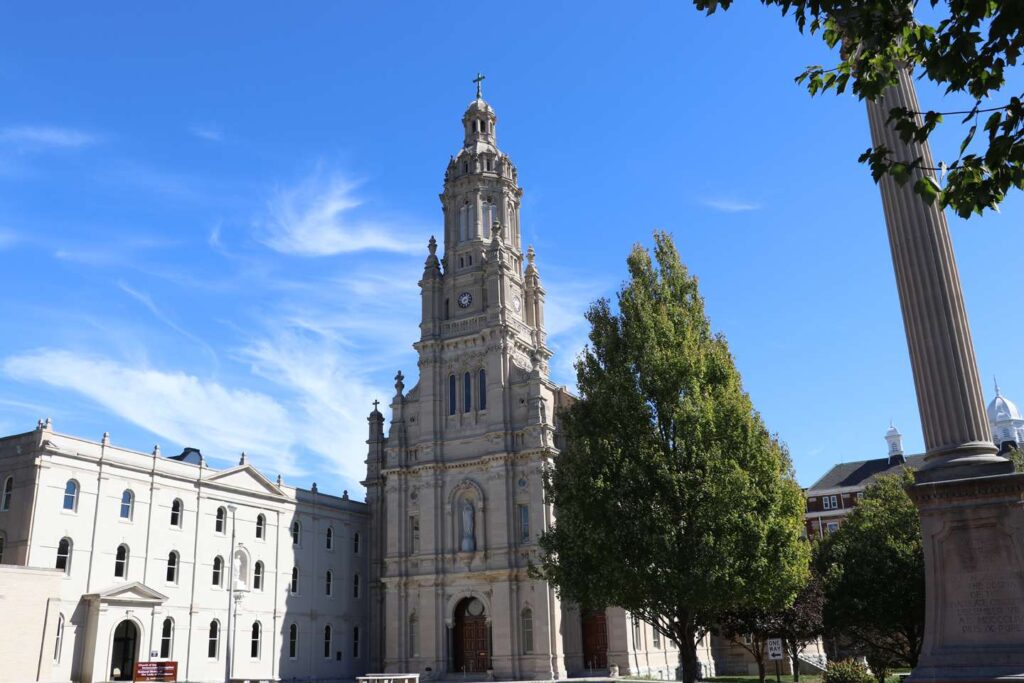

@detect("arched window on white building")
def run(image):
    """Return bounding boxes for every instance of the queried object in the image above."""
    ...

[291,520,300,546]
[255,514,266,539]
[520,608,534,654]
[326,526,334,550]
[325,570,333,596]
[208,620,220,659]
[170,498,183,528]
[212,556,224,587]
[119,489,134,520]
[215,507,226,534]
[166,551,179,584]
[353,532,360,554]
[53,614,64,662]
[62,480,79,512]
[1,476,12,511]
[250,621,261,659]
[288,623,298,659]
[253,561,264,591]
[160,618,173,658]
[290,566,299,594]
[114,544,129,578]
[323,624,333,659]
[56,537,72,573]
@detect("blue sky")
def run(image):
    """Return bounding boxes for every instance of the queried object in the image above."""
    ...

[1,2,1022,497]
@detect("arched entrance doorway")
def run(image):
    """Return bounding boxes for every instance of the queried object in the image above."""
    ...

[110,620,139,681]
[581,609,608,671]
[453,597,489,673]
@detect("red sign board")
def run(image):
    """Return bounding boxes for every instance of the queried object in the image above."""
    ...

[134,661,177,682]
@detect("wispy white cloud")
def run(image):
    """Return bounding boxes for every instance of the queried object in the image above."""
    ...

[700,197,762,213]
[190,124,224,143]
[0,126,97,149]
[260,171,419,256]
[117,281,219,365]
[3,349,301,475]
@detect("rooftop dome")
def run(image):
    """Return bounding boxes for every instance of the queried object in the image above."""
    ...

[466,97,493,114]
[987,381,1022,423]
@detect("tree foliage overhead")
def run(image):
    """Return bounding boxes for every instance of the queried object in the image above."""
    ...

[813,470,925,667]
[693,1,1024,218]
[536,232,808,683]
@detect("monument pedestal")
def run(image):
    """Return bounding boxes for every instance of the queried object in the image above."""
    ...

[908,471,1024,682]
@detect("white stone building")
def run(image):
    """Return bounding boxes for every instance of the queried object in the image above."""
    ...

[362,86,715,680]
[0,421,369,683]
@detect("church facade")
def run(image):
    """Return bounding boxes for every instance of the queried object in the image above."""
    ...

[361,88,714,680]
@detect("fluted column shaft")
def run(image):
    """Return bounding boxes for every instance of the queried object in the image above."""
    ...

[867,67,1007,480]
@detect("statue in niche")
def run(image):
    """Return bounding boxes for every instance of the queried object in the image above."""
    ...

[233,551,247,590]
[460,500,476,552]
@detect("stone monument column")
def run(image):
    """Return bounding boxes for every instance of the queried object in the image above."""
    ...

[867,66,1024,679]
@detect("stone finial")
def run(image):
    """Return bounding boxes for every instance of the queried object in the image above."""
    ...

[239,451,248,466]
[395,370,405,396]
[428,236,437,256]
[43,417,52,431]
[152,444,161,457]
[343,490,349,500]
[526,245,536,265]
[311,482,318,493]
[276,474,283,486]
[102,431,110,446]
[36,419,44,431]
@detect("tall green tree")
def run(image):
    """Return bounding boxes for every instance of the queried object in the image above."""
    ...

[536,232,808,683]
[693,1,1024,218]
[813,471,925,667]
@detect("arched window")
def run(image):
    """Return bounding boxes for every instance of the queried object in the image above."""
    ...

[1,476,12,511]
[166,551,179,583]
[114,544,129,578]
[56,537,72,572]
[170,498,183,527]
[408,613,418,657]
[291,520,300,546]
[353,532,360,554]
[325,570,333,596]
[160,618,173,658]
[253,561,264,591]
[119,489,134,520]
[353,573,360,598]
[326,526,334,550]
[255,514,265,540]
[479,369,487,410]
[288,623,298,659]
[290,566,299,594]
[250,621,261,659]
[208,620,220,659]
[463,372,472,412]
[449,374,457,415]
[215,507,226,533]
[212,556,223,586]
[324,624,333,659]
[54,614,64,662]
[62,480,78,511]
[521,608,534,653]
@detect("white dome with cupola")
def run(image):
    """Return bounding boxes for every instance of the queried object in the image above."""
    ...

[987,379,1024,449]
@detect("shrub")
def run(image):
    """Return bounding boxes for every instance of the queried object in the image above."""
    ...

[823,659,874,683]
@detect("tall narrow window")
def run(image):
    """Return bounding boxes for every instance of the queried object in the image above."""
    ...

[208,620,220,659]
[289,623,298,659]
[54,614,64,662]
[215,507,226,533]
[212,556,223,586]
[250,621,261,659]
[463,372,472,412]
[353,573,360,598]
[119,489,134,520]
[631,616,641,648]
[352,626,360,658]
[1,476,12,511]
[253,561,264,590]
[290,566,299,594]
[0,534,5,564]
[353,532,360,554]
[170,498,182,527]
[324,625,333,658]
[326,526,334,550]
[449,374,457,415]
[63,480,78,511]
[114,544,129,578]
[56,537,72,573]
[479,369,487,410]
[521,608,534,654]
[166,551,179,583]
[291,521,300,546]
[518,504,530,542]
[325,570,333,596]
[255,514,265,540]
[409,614,418,657]
[409,515,420,552]
[459,203,469,241]
[160,618,173,658]
[652,627,661,648]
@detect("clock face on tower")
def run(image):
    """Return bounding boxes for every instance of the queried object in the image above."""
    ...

[512,295,522,314]
[457,291,473,308]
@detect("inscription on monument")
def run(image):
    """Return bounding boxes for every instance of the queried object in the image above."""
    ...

[941,526,1024,645]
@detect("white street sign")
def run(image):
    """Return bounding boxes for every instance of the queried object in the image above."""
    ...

[767,637,784,660]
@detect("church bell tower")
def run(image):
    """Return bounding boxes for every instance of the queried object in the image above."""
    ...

[364,77,570,680]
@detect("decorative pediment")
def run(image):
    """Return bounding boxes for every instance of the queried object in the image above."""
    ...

[205,465,287,497]
[86,581,168,605]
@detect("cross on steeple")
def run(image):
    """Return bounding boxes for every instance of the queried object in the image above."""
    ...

[372,399,380,411]
[473,72,485,99]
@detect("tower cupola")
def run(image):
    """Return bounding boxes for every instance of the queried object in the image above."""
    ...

[463,73,497,149]
[885,422,905,465]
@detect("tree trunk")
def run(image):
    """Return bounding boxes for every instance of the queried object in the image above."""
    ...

[789,652,800,682]
[756,657,766,683]
[676,626,700,683]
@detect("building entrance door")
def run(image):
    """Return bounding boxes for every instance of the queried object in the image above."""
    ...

[581,609,608,670]
[453,598,489,673]
[110,620,139,681]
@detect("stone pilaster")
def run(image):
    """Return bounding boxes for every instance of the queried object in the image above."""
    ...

[866,66,1011,482]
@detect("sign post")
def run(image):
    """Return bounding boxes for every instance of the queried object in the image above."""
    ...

[766,638,784,683]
